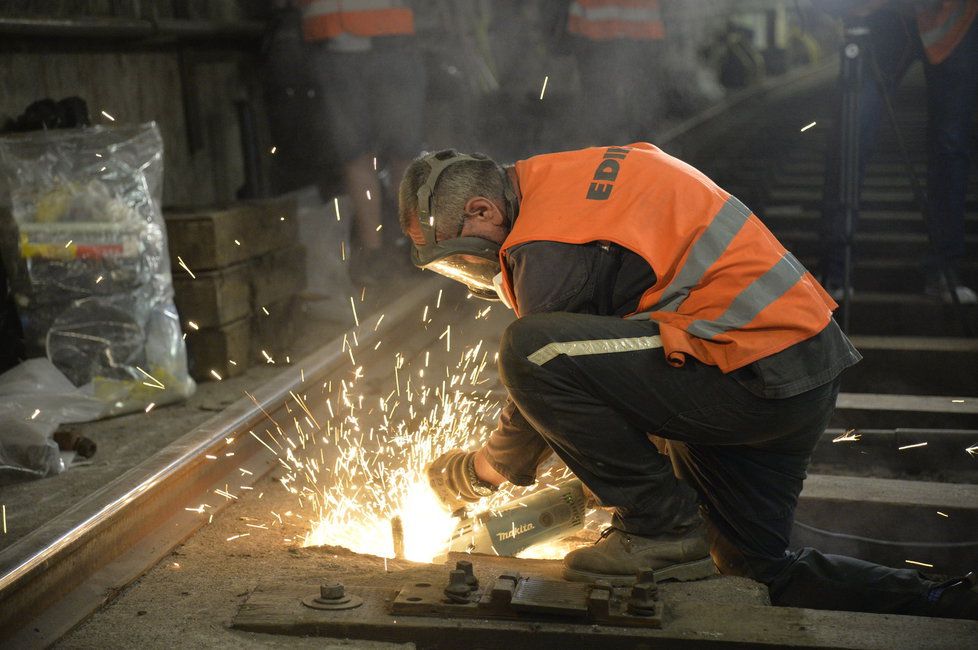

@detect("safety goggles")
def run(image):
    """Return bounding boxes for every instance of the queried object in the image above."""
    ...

[411,149,516,300]
[411,236,501,300]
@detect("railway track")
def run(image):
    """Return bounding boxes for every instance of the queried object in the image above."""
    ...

[1,61,976,647]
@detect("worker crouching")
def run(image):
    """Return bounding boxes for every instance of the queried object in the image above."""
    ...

[398,144,977,619]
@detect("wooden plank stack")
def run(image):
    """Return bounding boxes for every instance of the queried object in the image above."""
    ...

[164,199,305,381]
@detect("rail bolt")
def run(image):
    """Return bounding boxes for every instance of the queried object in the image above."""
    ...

[320,582,345,600]
[444,569,472,603]
[455,559,479,590]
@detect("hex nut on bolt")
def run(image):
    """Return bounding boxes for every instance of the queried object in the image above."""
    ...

[444,569,472,603]
[302,581,363,611]
[455,559,479,589]
[627,583,658,617]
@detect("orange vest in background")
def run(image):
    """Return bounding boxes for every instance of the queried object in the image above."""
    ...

[298,0,414,42]
[916,0,978,64]
[500,144,837,373]
[568,0,665,41]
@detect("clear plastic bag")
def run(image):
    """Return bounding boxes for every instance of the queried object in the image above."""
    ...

[0,123,195,416]
[0,358,107,485]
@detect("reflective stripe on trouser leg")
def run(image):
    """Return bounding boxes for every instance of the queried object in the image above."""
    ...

[527,335,663,366]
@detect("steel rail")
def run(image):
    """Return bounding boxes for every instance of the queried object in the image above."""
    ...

[0,277,446,647]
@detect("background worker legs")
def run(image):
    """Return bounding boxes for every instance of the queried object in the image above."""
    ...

[922,14,978,290]
[311,37,426,280]
[818,8,916,294]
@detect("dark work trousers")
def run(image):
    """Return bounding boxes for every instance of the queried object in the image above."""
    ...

[498,312,939,614]
[819,9,978,284]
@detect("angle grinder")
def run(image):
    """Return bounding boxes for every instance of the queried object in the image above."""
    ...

[445,478,588,557]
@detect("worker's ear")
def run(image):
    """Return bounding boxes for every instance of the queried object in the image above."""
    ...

[464,197,504,224]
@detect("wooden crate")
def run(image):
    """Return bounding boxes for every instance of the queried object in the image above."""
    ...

[172,244,305,330]
[183,294,299,382]
[165,198,298,272]
[184,315,252,381]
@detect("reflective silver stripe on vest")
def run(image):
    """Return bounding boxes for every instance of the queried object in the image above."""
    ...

[685,252,807,340]
[528,335,663,366]
[640,196,751,315]
[303,0,405,17]
[569,3,663,24]
[920,1,967,48]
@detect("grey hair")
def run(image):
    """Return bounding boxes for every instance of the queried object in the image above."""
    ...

[399,150,505,243]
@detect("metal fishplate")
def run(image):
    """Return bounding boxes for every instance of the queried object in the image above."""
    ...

[391,565,663,629]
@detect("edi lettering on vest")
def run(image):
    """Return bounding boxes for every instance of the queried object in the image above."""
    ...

[586,146,631,200]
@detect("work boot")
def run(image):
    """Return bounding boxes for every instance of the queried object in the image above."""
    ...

[923,572,978,620]
[562,523,716,585]
[924,269,978,305]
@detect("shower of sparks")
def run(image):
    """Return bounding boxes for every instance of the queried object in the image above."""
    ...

[832,429,860,443]
[208,293,588,564]
[176,256,196,279]
[101,110,116,121]
[898,442,927,451]
[539,75,549,100]
[905,559,933,568]
[800,121,817,132]
[966,444,977,456]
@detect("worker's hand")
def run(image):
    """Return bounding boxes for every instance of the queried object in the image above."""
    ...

[426,449,483,514]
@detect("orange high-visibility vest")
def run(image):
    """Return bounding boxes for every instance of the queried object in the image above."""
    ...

[298,0,414,42]
[499,144,837,373]
[916,0,978,64]
[568,0,665,41]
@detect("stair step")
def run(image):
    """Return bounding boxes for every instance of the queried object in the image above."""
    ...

[830,393,978,429]
[843,335,978,392]
[794,473,978,574]
[775,229,978,259]
[796,258,978,292]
